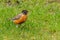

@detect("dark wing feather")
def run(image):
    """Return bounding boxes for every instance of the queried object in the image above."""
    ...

[12,14,22,20]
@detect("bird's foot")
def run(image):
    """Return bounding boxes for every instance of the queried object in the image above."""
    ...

[16,25,19,28]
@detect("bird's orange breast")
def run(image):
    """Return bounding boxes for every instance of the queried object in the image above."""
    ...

[13,15,27,24]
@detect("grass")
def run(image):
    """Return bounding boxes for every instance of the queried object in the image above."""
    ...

[0,0,60,40]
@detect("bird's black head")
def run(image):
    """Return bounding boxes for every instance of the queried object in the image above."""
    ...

[22,10,28,15]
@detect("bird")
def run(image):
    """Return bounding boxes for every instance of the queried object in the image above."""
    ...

[12,10,28,27]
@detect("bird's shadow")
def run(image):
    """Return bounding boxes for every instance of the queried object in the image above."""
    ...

[18,23,27,30]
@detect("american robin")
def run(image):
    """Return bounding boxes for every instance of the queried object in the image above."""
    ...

[12,10,28,25]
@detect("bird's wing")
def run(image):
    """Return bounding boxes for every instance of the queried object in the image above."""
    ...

[12,14,22,20]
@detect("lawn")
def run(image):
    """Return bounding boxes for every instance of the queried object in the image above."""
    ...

[0,0,60,40]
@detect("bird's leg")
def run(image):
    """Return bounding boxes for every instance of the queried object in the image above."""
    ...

[16,24,19,28]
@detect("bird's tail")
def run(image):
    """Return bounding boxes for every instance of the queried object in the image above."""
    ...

[8,18,14,21]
